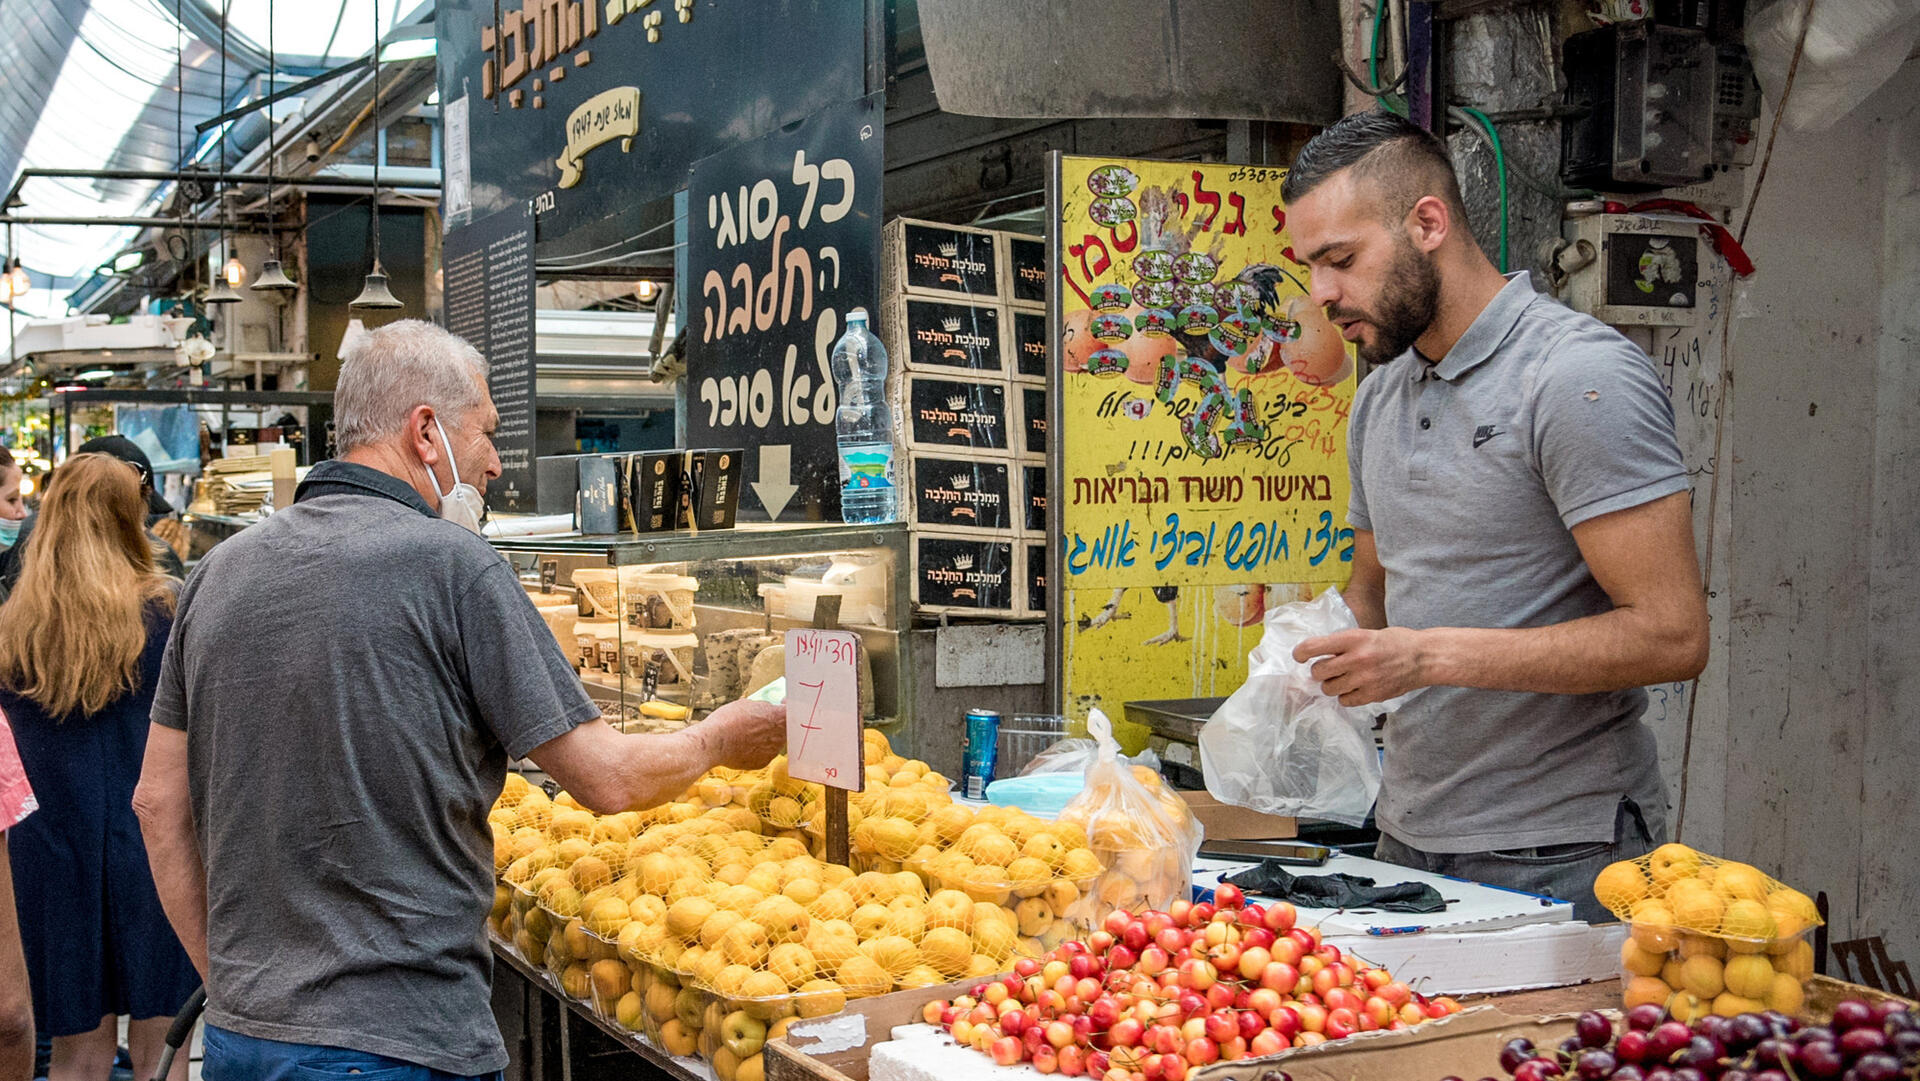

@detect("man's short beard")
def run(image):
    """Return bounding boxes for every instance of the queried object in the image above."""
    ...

[1340,236,1441,366]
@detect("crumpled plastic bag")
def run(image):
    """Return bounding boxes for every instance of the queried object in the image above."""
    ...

[1198,587,1403,826]
[1017,738,1161,778]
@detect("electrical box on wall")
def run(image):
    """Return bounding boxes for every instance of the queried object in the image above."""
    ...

[1559,215,1705,327]
[1562,22,1756,190]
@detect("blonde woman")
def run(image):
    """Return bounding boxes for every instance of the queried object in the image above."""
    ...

[0,454,196,1081]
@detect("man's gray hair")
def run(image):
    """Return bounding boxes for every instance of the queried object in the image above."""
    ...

[333,320,489,454]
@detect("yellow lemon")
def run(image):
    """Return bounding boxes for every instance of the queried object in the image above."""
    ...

[1723,954,1774,999]
[1594,860,1652,915]
[1647,843,1702,887]
[1767,971,1805,1013]
[1678,955,1725,999]
[1668,883,1725,933]
[1621,939,1667,978]
[1720,899,1776,952]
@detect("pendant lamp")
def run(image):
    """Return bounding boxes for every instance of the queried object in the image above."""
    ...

[204,3,240,305]
[251,0,298,294]
[351,0,402,311]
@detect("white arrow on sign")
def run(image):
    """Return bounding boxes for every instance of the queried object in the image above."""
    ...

[751,444,799,521]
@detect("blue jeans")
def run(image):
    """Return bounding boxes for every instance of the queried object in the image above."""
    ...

[202,1024,504,1081]
[1374,798,1659,924]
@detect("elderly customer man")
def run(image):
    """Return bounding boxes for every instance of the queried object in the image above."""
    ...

[134,320,786,1081]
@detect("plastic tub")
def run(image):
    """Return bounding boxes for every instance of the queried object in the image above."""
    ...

[621,571,699,630]
[624,631,698,685]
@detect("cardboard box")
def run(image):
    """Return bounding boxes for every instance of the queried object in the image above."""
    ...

[1015,385,1049,457]
[535,453,592,518]
[882,295,1008,376]
[882,218,1002,301]
[1177,788,1298,840]
[768,980,1593,1081]
[1008,309,1049,382]
[621,451,683,533]
[1018,463,1047,533]
[906,455,1016,534]
[1004,233,1048,309]
[904,374,1013,457]
[911,531,1018,616]
[1023,540,1048,616]
[576,455,621,535]
[685,448,743,530]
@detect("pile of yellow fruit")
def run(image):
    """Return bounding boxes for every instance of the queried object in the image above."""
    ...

[1598,843,1823,1022]
[484,728,1109,1081]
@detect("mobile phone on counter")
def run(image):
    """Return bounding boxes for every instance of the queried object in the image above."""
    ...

[1199,839,1333,866]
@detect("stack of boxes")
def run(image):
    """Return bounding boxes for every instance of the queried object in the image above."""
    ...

[880,218,1048,619]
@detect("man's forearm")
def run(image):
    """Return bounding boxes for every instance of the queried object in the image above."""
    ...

[1345,577,1387,631]
[136,804,210,979]
[609,726,725,811]
[1421,603,1708,694]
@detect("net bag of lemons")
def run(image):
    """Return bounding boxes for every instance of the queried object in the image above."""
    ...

[1054,708,1203,929]
[1597,843,1823,1022]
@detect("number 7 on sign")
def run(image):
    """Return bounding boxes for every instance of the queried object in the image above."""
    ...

[783,629,865,791]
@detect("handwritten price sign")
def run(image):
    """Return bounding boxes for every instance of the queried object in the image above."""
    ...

[783,629,866,791]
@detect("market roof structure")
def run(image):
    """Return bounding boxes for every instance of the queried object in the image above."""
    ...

[0,0,430,348]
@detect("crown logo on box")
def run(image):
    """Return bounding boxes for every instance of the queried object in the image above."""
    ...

[937,242,959,258]
[952,554,975,571]
[946,395,968,410]
[949,474,972,490]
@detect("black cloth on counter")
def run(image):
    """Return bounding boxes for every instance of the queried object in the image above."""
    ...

[1224,862,1448,913]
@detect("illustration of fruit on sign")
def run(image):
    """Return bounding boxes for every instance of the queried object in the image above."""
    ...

[1087,164,1139,199]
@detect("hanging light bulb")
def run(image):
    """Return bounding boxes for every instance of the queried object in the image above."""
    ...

[223,252,246,287]
[2,260,27,301]
[634,279,659,303]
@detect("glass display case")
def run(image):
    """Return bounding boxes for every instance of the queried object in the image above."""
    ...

[488,522,911,733]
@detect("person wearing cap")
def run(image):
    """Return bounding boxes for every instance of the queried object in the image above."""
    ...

[0,436,185,591]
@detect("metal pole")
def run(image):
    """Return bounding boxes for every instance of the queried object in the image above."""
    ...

[192,55,375,134]
[3,169,436,217]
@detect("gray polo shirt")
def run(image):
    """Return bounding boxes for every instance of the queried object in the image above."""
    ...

[153,460,599,1074]
[1349,272,1687,853]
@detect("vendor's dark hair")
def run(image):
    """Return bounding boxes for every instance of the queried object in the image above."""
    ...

[1283,110,1470,231]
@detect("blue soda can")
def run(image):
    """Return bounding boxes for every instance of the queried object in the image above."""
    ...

[962,709,1001,799]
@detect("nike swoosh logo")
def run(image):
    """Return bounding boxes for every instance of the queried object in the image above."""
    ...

[1472,425,1503,449]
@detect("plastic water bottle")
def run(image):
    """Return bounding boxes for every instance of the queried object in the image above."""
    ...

[830,309,899,524]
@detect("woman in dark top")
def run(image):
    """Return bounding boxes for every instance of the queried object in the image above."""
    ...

[0,453,196,1081]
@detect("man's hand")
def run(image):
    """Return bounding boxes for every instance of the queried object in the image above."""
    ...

[698,699,787,771]
[531,700,788,814]
[1293,627,1429,706]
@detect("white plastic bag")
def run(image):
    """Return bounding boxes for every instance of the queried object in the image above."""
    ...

[1198,587,1398,826]
[1059,710,1202,925]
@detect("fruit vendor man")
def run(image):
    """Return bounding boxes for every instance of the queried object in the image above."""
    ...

[133,321,787,1081]
[1281,112,1709,921]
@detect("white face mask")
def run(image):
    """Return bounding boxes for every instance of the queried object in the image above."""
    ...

[430,417,488,535]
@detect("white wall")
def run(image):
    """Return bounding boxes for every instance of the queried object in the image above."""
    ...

[1712,56,1920,976]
